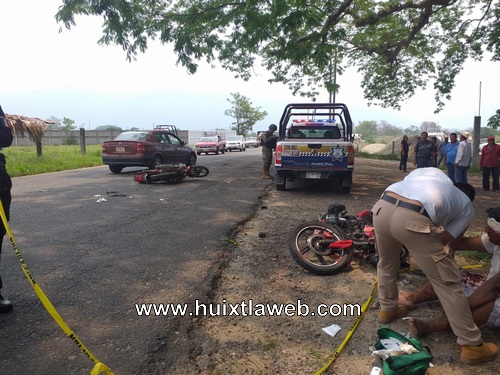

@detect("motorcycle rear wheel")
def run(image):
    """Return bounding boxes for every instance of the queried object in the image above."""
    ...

[187,165,209,178]
[289,221,355,275]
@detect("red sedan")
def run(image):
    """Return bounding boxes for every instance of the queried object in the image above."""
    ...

[102,130,197,173]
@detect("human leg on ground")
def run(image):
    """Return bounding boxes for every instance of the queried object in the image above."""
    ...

[408,276,500,337]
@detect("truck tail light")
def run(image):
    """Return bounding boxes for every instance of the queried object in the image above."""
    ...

[347,146,354,165]
[275,144,282,166]
[101,144,106,154]
[136,143,145,154]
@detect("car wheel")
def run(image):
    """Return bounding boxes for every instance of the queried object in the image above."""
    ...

[149,154,163,169]
[109,165,123,173]
[188,153,197,166]
[197,152,201,156]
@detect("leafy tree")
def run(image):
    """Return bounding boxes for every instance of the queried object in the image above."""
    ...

[62,117,76,132]
[96,125,123,131]
[61,117,77,145]
[403,125,420,135]
[420,121,438,133]
[224,93,267,136]
[56,1,500,112]
[46,116,62,130]
[480,126,498,138]
[487,109,500,130]
[355,120,378,139]
[377,121,402,137]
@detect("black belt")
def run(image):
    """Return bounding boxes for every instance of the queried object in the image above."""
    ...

[381,194,429,218]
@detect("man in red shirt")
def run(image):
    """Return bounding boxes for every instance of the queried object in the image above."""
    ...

[479,136,500,192]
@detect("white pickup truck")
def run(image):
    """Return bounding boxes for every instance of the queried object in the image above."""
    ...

[274,103,355,193]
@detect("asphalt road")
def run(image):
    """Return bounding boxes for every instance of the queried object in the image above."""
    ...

[0,147,270,374]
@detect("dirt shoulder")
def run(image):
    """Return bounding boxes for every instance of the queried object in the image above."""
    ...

[193,159,499,374]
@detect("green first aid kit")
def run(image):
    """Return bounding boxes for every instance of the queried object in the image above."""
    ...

[374,327,433,375]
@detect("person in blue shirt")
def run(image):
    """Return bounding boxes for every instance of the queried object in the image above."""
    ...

[443,132,459,183]
[437,136,448,166]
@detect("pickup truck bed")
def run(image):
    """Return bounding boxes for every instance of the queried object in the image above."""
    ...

[274,103,354,193]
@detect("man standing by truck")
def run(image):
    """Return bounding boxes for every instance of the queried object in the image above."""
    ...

[260,124,278,179]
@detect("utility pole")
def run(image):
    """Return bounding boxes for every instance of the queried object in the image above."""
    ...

[472,82,482,163]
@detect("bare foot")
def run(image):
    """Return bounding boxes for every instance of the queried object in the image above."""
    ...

[408,317,429,338]
[398,292,415,311]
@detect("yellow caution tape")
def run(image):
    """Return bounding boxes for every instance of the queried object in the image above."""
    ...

[223,237,238,245]
[0,200,114,375]
[462,264,484,269]
[314,279,378,375]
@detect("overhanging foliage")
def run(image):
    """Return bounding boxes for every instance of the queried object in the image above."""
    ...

[56,0,500,112]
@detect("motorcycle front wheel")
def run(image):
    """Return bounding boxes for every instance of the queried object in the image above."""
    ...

[187,165,209,178]
[289,221,355,275]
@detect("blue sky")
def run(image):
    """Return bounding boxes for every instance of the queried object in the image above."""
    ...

[1,0,499,133]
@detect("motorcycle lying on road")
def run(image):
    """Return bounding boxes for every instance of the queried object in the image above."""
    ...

[134,162,209,184]
[289,203,409,275]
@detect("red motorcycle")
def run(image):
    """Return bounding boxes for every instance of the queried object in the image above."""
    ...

[134,162,209,184]
[289,203,409,275]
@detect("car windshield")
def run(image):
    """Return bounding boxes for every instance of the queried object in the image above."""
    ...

[200,137,218,142]
[114,132,149,141]
[228,136,242,141]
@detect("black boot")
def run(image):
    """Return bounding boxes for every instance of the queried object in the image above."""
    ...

[0,293,13,313]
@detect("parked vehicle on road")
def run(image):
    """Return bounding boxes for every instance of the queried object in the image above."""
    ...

[274,103,355,193]
[226,136,246,152]
[244,137,260,148]
[102,129,197,173]
[195,135,226,155]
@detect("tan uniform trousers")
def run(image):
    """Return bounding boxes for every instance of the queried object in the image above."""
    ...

[372,199,482,346]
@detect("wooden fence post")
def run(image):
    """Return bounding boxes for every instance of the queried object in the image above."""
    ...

[80,128,86,154]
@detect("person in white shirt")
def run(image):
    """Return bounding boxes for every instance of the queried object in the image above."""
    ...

[372,167,497,365]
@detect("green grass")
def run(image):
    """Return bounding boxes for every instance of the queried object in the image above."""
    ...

[457,251,492,263]
[355,151,399,160]
[2,145,103,177]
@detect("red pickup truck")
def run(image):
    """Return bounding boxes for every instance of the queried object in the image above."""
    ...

[195,135,226,155]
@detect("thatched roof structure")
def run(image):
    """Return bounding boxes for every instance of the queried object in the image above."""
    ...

[5,114,49,143]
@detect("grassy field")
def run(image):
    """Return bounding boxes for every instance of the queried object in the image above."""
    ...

[1,145,103,177]
[1,145,483,176]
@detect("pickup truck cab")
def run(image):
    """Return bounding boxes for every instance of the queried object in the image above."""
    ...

[196,135,226,155]
[274,103,354,193]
